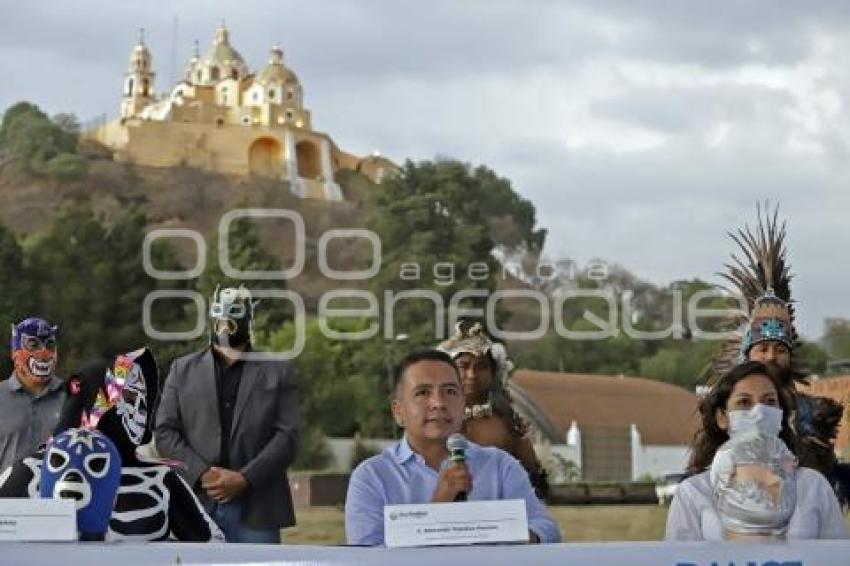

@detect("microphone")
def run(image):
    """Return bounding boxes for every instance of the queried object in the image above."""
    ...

[446,433,468,501]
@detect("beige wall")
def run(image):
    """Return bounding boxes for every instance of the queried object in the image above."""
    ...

[87,118,387,193]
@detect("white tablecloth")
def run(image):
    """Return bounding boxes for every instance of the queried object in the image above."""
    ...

[0,540,844,565]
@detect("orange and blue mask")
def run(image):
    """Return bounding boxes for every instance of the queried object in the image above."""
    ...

[11,317,58,384]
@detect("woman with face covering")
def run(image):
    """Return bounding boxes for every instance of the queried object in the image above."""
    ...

[665,361,847,541]
[711,206,843,478]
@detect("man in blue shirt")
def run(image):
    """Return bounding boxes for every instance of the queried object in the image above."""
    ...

[345,349,560,546]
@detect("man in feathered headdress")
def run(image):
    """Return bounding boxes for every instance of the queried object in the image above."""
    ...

[710,204,842,477]
[438,320,549,498]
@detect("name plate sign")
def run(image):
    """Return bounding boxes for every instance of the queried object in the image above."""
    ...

[384,499,528,548]
[0,499,76,541]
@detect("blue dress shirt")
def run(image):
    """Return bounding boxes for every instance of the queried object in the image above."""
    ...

[345,437,561,546]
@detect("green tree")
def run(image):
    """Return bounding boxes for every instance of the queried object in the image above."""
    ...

[51,113,80,136]
[822,318,850,360]
[292,427,331,471]
[512,327,649,377]
[26,207,186,373]
[105,208,193,368]
[0,223,32,378]
[263,319,386,439]
[796,340,829,375]
[639,339,721,390]
[465,163,546,254]
[511,267,729,384]
[26,208,112,369]
[0,102,87,180]
[43,152,88,181]
[0,102,45,148]
[261,318,389,469]
[368,159,542,346]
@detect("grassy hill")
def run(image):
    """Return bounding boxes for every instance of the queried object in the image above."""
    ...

[0,143,383,312]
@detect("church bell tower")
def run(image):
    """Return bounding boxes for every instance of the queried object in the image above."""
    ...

[121,28,156,119]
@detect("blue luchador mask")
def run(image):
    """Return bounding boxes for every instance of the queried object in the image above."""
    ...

[40,428,121,540]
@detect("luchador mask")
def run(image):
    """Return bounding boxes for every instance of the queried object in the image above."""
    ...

[108,354,148,445]
[84,348,158,448]
[40,428,121,540]
[209,285,255,348]
[710,431,798,539]
[10,317,58,384]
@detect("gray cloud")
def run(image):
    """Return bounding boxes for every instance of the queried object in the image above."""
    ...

[574,0,850,66]
[2,0,849,337]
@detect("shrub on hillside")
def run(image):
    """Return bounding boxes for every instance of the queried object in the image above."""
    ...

[43,152,88,181]
[0,101,86,181]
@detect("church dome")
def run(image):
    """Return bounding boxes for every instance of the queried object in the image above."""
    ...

[256,46,299,85]
[202,42,246,69]
[196,23,249,83]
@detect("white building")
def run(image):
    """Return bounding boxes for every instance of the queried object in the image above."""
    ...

[508,370,699,482]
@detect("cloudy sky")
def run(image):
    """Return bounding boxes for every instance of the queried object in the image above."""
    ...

[2,0,849,338]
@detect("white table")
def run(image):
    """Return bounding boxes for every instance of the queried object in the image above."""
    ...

[0,540,845,565]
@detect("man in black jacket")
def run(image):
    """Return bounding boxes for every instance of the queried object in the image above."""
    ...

[155,285,300,543]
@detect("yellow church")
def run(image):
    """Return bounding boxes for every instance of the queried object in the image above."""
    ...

[88,25,394,200]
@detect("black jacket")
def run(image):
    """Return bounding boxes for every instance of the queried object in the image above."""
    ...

[154,348,300,529]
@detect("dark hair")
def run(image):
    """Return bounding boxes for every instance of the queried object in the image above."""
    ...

[687,360,796,475]
[393,349,458,395]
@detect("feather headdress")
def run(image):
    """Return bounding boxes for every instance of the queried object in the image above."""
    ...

[709,203,801,386]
